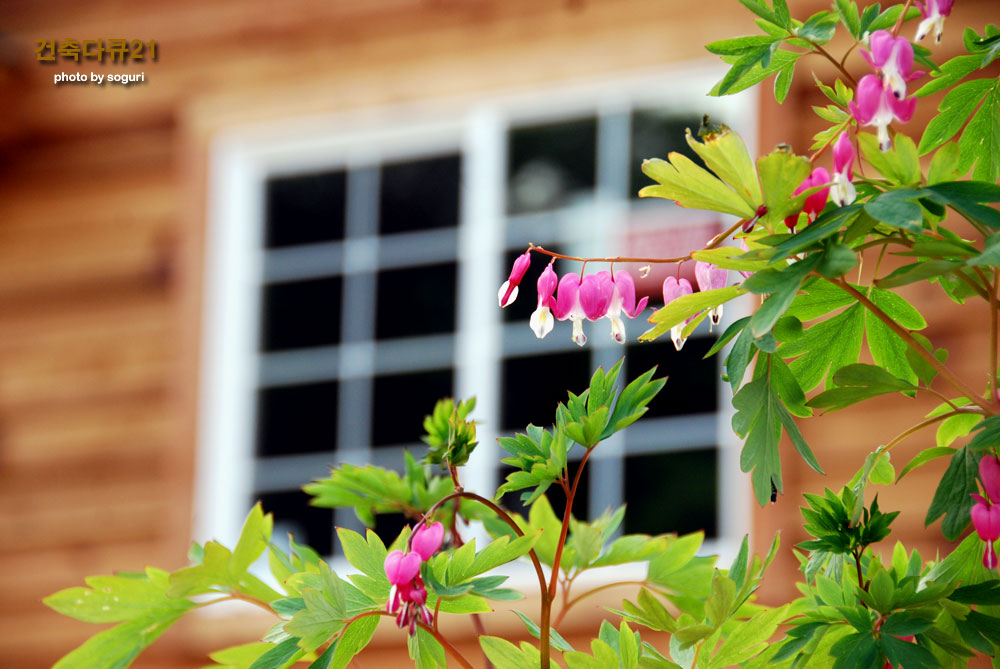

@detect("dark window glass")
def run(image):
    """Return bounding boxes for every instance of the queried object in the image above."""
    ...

[261,277,342,351]
[625,338,717,417]
[256,381,338,457]
[372,369,453,447]
[630,111,709,198]
[623,449,717,537]
[259,489,335,555]
[373,512,410,549]
[379,155,461,234]
[375,263,456,339]
[508,118,597,214]
[501,351,591,430]
[500,247,563,323]
[265,171,346,248]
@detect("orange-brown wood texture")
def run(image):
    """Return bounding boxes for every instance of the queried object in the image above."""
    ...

[0,0,996,666]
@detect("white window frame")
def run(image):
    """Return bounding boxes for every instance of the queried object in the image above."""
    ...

[195,61,757,575]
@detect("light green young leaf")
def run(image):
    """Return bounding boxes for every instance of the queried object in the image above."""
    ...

[52,609,189,669]
[330,615,378,669]
[938,413,985,447]
[685,127,762,209]
[511,610,575,652]
[640,154,757,219]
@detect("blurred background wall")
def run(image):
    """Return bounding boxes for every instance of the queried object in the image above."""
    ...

[0,0,996,666]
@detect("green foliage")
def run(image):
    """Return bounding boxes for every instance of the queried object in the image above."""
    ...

[799,488,898,555]
[422,397,479,467]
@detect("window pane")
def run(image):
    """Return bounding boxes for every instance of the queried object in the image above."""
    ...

[501,351,591,430]
[373,512,410,549]
[379,155,461,234]
[508,117,597,214]
[375,263,457,339]
[623,449,717,537]
[629,111,707,199]
[259,489,336,555]
[625,338,717,416]
[371,369,453,447]
[261,277,342,351]
[265,170,346,247]
[256,381,338,456]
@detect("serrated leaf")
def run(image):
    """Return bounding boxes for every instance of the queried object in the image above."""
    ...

[640,155,756,218]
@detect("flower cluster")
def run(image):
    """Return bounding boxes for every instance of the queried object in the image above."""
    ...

[384,521,444,634]
[499,253,648,346]
[784,131,856,232]
[850,30,923,151]
[972,456,1000,569]
[661,261,728,351]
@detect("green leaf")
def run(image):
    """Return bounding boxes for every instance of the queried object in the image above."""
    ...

[864,190,924,232]
[957,83,1000,182]
[928,141,961,184]
[641,287,746,343]
[926,446,978,540]
[918,79,994,155]
[774,62,795,103]
[640,155,756,218]
[44,570,195,624]
[795,11,838,44]
[896,446,955,482]
[876,259,963,289]
[408,626,447,669]
[969,414,1000,452]
[330,615,378,669]
[512,610,575,652]
[924,180,1000,230]
[778,302,864,392]
[746,255,821,337]
[479,636,539,669]
[52,609,189,669]
[881,634,938,669]
[248,638,303,669]
[233,503,274,575]
[807,364,915,412]
[207,643,275,668]
[709,50,802,97]
[914,54,981,97]
[938,413,984,447]
[708,605,790,667]
[756,148,812,227]
[685,126,763,209]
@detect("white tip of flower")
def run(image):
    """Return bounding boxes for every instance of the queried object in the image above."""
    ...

[530,307,554,339]
[498,281,518,308]
[831,176,857,207]
[638,265,651,279]
[710,305,723,326]
[610,316,626,343]
[572,319,587,347]
[877,125,892,152]
[670,325,686,351]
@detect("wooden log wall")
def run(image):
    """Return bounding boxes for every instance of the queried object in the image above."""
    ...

[0,0,995,665]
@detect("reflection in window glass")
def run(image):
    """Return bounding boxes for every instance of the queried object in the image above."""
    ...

[380,155,461,234]
[507,117,597,214]
[626,338,718,417]
[501,351,591,430]
[256,381,339,457]
[623,449,717,537]
[260,277,342,352]
[375,263,457,339]
[265,170,346,248]
[371,369,453,447]
[629,111,709,198]
[259,489,336,555]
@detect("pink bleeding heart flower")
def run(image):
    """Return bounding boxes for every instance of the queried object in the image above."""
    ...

[384,549,422,586]
[915,0,955,43]
[970,455,1000,570]
[784,167,831,232]
[662,276,693,351]
[860,30,924,99]
[604,270,649,343]
[695,262,728,326]
[830,132,857,207]
[580,272,615,321]
[849,74,916,151]
[554,273,588,346]
[411,522,444,561]
[498,251,531,308]
[530,263,559,339]
[982,455,1000,505]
